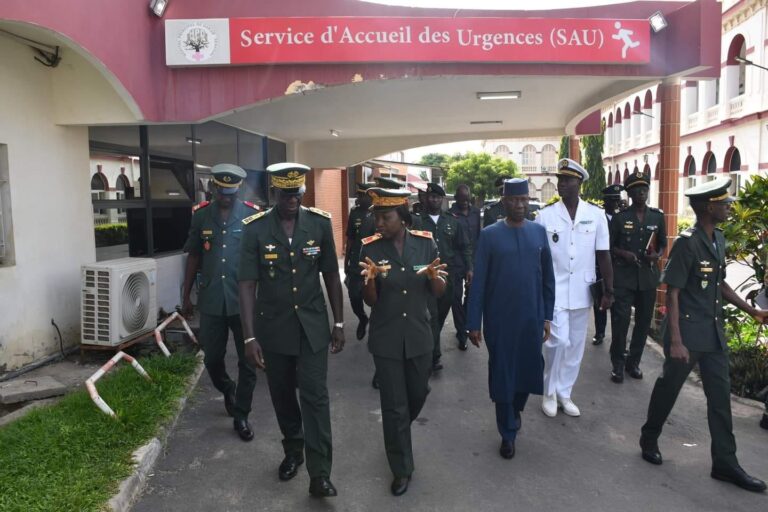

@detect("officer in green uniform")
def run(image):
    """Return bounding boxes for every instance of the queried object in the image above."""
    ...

[609,170,667,382]
[418,183,471,371]
[181,163,259,441]
[592,184,625,346]
[358,187,447,496]
[639,177,767,492]
[359,176,407,239]
[482,176,512,228]
[345,182,375,340]
[239,163,345,498]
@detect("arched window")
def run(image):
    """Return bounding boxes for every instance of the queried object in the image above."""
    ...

[643,90,653,110]
[684,155,696,176]
[623,167,629,182]
[643,163,652,177]
[541,144,557,172]
[494,144,510,159]
[724,146,741,173]
[607,112,613,128]
[541,180,557,203]
[703,152,717,174]
[654,162,660,180]
[116,174,130,191]
[727,34,747,98]
[521,144,537,173]
[632,165,639,175]
[90,172,108,191]
[614,170,621,185]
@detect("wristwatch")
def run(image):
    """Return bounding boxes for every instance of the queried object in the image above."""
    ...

[333,322,344,329]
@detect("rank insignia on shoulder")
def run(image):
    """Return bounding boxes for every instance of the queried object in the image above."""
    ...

[680,228,695,238]
[243,211,267,224]
[361,233,382,245]
[192,201,210,212]
[243,201,260,210]
[410,230,433,239]
[308,207,332,218]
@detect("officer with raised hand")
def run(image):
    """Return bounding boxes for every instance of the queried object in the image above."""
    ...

[182,164,259,442]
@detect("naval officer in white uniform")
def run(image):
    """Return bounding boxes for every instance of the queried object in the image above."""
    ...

[535,158,614,417]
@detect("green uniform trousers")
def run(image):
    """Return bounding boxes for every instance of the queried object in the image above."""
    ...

[263,331,332,478]
[609,287,656,366]
[429,276,454,364]
[346,274,368,324]
[199,313,257,421]
[641,349,738,471]
[374,352,432,478]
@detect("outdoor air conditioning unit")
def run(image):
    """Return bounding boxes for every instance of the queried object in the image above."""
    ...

[81,258,157,346]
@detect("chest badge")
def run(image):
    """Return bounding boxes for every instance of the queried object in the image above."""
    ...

[701,280,709,289]
[303,240,321,257]
[377,259,391,278]
[203,240,211,251]
[265,244,276,252]
[552,233,559,243]
[268,267,276,279]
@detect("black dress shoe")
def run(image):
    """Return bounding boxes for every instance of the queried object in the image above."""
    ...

[458,339,468,351]
[639,437,662,465]
[626,364,643,379]
[711,465,767,492]
[431,361,444,372]
[224,390,236,417]
[371,374,379,390]
[390,476,410,496]
[760,413,768,430]
[233,419,254,442]
[309,476,338,497]
[278,453,304,481]
[499,440,515,459]
[592,334,604,346]
[356,318,368,340]
[610,364,624,383]
[515,411,522,432]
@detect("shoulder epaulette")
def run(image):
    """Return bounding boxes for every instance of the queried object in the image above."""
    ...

[361,233,382,245]
[679,227,695,238]
[242,211,267,225]
[542,202,555,209]
[192,201,210,212]
[410,229,433,239]
[243,201,260,210]
[649,206,664,214]
[308,207,332,219]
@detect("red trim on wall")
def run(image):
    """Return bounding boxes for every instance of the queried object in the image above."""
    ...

[724,0,745,17]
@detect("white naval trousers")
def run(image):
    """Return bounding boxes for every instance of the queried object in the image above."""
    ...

[543,307,591,399]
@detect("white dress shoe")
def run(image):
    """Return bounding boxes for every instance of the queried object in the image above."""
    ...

[541,394,558,417]
[558,397,581,417]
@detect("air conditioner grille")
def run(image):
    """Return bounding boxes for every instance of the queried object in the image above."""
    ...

[122,271,150,333]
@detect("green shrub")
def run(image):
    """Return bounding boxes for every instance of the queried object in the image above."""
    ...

[677,217,693,234]
[94,223,128,247]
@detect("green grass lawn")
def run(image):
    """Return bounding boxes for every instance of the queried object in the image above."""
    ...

[0,353,199,512]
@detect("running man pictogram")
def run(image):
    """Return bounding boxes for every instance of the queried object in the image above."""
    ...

[612,21,640,59]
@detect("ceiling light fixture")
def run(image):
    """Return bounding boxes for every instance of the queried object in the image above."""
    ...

[476,91,521,100]
[648,11,668,33]
[149,0,169,17]
[469,120,503,125]
[330,129,340,137]
[185,137,202,144]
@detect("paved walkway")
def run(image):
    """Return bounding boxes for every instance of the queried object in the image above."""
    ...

[134,302,767,512]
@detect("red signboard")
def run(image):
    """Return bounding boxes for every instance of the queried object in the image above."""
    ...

[228,17,650,65]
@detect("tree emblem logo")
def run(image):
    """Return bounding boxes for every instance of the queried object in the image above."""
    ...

[178,23,217,63]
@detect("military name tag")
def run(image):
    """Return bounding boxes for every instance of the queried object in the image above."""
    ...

[202,229,213,235]
[265,253,278,260]
[646,225,658,231]
[579,220,593,225]
[624,222,634,229]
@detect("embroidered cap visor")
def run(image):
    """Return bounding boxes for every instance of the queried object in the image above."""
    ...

[367,187,411,211]
[267,162,310,192]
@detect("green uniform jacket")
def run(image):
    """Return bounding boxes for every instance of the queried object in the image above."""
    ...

[415,212,471,272]
[239,206,338,355]
[183,200,258,316]
[482,201,505,228]
[610,207,667,291]
[345,205,371,274]
[360,231,438,360]
[661,225,727,352]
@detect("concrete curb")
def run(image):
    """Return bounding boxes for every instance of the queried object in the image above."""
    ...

[0,398,60,428]
[646,339,765,411]
[107,351,206,512]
